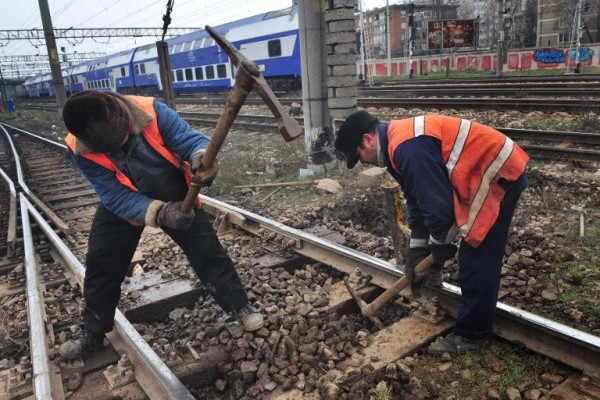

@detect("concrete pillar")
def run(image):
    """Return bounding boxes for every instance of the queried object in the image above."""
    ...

[325,0,358,135]
[298,0,333,168]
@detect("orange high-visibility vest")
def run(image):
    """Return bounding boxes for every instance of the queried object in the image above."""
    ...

[65,95,200,208]
[387,115,528,247]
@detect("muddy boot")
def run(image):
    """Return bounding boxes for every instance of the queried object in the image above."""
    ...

[428,333,487,356]
[234,304,264,332]
[59,329,105,360]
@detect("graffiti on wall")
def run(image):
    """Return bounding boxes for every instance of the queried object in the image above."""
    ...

[533,49,565,67]
[364,45,600,77]
[567,47,595,66]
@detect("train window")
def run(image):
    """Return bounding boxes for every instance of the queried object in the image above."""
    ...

[120,67,126,77]
[182,42,192,52]
[217,64,227,78]
[268,40,281,57]
[170,71,175,82]
[173,44,182,54]
[192,39,204,50]
[204,39,215,48]
[140,64,146,74]
[135,65,140,75]
[185,68,193,81]
[205,65,215,79]
[176,69,184,82]
[195,67,204,80]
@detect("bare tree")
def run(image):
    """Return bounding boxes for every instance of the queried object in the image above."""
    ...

[554,0,600,44]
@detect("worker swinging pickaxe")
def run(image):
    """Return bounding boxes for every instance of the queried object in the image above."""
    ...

[180,26,303,212]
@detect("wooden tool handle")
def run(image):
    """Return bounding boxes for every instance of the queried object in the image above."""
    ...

[368,254,435,313]
[180,69,255,213]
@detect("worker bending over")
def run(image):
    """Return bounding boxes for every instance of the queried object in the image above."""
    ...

[335,111,528,355]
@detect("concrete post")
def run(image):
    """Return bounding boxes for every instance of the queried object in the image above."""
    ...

[38,0,67,118]
[298,0,333,168]
[325,0,358,147]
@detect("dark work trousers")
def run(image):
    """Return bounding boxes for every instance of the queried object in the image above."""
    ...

[454,171,528,340]
[82,205,249,334]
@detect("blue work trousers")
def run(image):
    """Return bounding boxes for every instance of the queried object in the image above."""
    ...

[82,205,248,334]
[454,171,528,340]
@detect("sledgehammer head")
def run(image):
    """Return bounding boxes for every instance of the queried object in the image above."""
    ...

[344,278,385,329]
[205,25,302,142]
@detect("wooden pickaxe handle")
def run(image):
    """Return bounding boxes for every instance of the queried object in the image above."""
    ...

[344,254,435,329]
[180,65,256,213]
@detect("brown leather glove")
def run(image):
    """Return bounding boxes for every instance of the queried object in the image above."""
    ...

[190,149,218,187]
[156,201,194,230]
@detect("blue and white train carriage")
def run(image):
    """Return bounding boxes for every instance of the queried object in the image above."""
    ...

[23,6,301,97]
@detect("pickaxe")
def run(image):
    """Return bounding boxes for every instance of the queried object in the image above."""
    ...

[344,249,452,330]
[181,25,303,212]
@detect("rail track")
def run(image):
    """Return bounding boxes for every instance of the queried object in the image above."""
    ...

[15,75,600,113]
[10,101,600,162]
[178,111,600,163]
[0,120,599,399]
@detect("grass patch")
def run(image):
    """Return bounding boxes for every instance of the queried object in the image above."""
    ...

[413,340,560,399]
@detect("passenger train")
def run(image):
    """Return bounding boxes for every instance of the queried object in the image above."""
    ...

[23,6,301,97]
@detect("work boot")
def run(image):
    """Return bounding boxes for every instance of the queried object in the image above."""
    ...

[59,329,105,360]
[234,304,264,331]
[425,269,444,287]
[428,333,487,356]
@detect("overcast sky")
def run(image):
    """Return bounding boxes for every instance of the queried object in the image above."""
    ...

[1,0,392,60]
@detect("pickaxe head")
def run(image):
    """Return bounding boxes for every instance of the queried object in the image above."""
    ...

[206,25,302,142]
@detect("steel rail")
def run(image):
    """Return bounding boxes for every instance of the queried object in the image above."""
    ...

[0,123,70,233]
[520,144,600,162]
[378,75,600,85]
[0,127,17,254]
[498,127,600,145]
[359,87,600,97]
[20,195,196,400]
[174,96,600,111]
[181,111,600,145]
[178,113,600,162]
[199,194,600,379]
[19,194,54,399]
[356,97,600,111]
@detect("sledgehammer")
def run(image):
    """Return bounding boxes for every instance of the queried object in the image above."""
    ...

[344,254,436,330]
[181,25,303,213]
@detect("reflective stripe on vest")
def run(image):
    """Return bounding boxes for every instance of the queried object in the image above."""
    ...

[65,95,199,207]
[387,115,528,247]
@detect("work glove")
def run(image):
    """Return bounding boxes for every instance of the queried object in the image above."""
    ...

[430,243,458,264]
[156,201,194,231]
[405,246,430,286]
[190,149,218,187]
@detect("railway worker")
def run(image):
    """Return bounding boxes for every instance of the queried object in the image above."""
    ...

[334,111,529,356]
[58,90,264,360]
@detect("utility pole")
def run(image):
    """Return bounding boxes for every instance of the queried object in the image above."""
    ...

[574,0,583,73]
[406,1,414,78]
[0,67,7,111]
[61,47,73,96]
[386,0,391,77]
[495,0,503,77]
[38,0,67,118]
[359,0,366,83]
[157,0,176,110]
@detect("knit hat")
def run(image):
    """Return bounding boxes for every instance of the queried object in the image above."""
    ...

[63,90,130,153]
[334,110,379,168]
